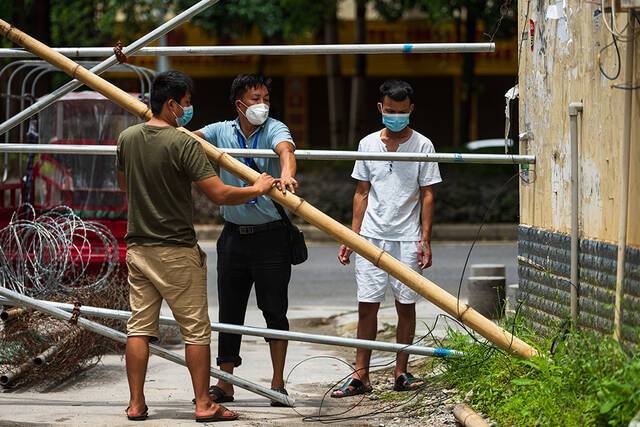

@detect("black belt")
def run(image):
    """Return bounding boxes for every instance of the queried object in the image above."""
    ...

[225,220,286,235]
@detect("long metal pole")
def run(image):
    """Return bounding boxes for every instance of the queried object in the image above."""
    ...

[568,102,583,328]
[0,0,219,138]
[614,12,635,342]
[0,144,536,165]
[0,43,495,58]
[0,286,294,406]
[0,297,462,358]
[0,19,538,359]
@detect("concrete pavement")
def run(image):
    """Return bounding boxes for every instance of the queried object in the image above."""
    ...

[0,302,454,426]
[0,241,512,425]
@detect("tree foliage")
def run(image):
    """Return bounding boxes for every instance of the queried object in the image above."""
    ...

[174,0,330,41]
[2,1,517,48]
[417,0,518,40]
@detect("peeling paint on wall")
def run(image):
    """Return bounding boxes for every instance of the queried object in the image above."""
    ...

[581,158,603,233]
[518,0,640,246]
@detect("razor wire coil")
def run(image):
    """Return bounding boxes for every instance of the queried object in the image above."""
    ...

[0,204,118,296]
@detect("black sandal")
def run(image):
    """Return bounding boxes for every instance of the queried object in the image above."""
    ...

[393,373,424,392]
[330,378,373,398]
[270,387,291,407]
[125,404,148,421]
[192,385,235,404]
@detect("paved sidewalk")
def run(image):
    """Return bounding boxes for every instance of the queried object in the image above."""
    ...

[0,301,459,426]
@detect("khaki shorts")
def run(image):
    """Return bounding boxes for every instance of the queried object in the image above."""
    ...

[126,245,211,345]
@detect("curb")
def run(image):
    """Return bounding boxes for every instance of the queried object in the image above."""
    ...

[195,223,517,242]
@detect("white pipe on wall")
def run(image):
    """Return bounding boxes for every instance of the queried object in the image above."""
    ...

[614,12,636,342]
[568,102,583,327]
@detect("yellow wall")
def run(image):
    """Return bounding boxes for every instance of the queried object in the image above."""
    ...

[518,1,640,246]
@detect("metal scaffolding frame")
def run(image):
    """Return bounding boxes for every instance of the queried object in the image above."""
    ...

[0,61,155,182]
[0,0,220,137]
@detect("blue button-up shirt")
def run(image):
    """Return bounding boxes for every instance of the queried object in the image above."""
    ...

[198,117,295,225]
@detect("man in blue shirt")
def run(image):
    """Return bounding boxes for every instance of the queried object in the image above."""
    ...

[194,74,297,406]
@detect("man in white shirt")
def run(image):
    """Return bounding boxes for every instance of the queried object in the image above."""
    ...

[333,80,441,397]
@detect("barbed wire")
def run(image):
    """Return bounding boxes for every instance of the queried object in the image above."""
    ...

[0,204,119,297]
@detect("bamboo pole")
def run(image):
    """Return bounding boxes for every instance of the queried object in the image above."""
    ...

[0,286,294,406]
[0,19,538,359]
[453,403,490,427]
[1,307,28,322]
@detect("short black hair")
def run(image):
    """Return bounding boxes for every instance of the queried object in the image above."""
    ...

[229,74,272,105]
[150,71,194,115]
[379,79,414,104]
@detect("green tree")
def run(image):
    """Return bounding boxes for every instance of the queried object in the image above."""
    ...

[174,0,330,80]
[175,0,327,43]
[417,0,517,147]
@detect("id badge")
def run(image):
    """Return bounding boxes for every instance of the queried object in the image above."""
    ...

[244,183,257,205]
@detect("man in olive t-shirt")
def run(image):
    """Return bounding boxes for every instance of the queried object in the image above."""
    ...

[116,71,275,423]
[117,124,214,246]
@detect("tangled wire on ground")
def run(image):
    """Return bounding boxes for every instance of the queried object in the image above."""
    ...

[0,204,119,296]
[0,204,129,389]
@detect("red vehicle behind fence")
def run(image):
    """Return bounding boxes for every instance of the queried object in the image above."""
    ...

[1,91,143,266]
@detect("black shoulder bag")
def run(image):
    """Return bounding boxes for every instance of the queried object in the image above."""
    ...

[249,159,308,265]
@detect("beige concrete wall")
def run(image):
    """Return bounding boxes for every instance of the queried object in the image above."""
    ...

[519,1,640,247]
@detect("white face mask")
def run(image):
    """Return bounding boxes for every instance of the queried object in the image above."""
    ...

[240,102,269,126]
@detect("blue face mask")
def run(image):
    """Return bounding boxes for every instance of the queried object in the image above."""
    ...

[382,113,410,133]
[173,104,194,127]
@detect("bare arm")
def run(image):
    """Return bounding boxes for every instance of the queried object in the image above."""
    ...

[351,180,370,234]
[192,130,204,139]
[338,180,370,265]
[195,173,275,206]
[418,185,436,269]
[274,141,298,194]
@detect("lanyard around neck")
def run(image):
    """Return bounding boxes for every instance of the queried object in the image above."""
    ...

[236,127,261,167]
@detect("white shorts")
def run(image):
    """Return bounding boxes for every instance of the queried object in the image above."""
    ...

[355,237,422,304]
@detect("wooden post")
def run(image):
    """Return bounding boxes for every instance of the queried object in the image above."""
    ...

[0,19,539,359]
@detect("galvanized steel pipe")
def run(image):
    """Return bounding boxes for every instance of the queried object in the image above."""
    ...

[0,287,294,406]
[569,101,583,327]
[0,144,535,165]
[0,43,495,58]
[0,296,462,358]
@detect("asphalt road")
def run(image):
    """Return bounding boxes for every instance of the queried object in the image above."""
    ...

[202,241,517,308]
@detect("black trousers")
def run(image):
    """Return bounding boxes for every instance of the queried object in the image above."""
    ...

[216,221,291,367]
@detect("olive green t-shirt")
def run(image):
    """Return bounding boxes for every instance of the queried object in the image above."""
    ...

[116,123,216,247]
